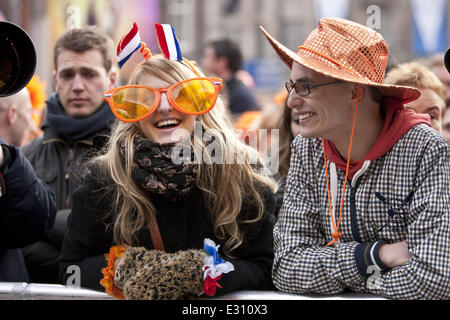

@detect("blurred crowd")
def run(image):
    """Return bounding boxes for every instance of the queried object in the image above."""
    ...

[0,16,449,300]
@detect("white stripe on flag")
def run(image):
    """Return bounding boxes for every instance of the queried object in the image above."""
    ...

[162,24,178,60]
[117,32,141,62]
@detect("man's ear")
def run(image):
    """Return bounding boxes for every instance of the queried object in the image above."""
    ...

[52,70,58,91]
[107,67,117,90]
[7,106,17,125]
[350,84,367,102]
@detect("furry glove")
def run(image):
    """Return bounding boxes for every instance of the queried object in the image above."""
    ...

[113,247,206,300]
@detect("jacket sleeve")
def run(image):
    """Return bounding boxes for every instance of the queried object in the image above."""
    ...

[272,138,365,295]
[366,138,450,300]
[59,176,113,290]
[0,144,56,249]
[215,185,277,295]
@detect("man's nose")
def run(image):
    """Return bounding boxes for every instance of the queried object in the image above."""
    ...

[156,93,173,113]
[72,74,85,92]
[286,90,305,109]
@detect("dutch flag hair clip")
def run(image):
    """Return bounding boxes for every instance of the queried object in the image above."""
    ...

[154,23,183,61]
[116,22,200,77]
[116,22,151,69]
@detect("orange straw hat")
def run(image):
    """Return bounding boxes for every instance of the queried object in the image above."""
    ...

[260,17,421,104]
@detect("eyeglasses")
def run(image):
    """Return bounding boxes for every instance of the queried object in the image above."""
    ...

[104,77,223,123]
[285,80,341,97]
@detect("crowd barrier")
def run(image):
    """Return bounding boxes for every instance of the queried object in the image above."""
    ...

[0,282,385,300]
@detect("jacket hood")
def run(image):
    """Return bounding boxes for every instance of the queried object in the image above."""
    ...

[324,97,431,180]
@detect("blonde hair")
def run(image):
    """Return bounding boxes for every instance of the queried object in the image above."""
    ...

[385,62,445,100]
[91,55,276,256]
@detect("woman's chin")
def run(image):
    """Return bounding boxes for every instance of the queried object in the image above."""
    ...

[148,132,191,145]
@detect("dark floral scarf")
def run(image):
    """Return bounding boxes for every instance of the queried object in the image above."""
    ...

[120,136,197,201]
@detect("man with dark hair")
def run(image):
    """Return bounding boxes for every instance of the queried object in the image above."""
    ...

[22,26,117,283]
[201,39,259,116]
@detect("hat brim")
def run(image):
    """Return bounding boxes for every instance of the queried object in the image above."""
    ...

[259,26,421,104]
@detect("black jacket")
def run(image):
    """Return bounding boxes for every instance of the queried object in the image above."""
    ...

[60,170,276,295]
[0,139,56,281]
[20,96,112,283]
[22,122,109,211]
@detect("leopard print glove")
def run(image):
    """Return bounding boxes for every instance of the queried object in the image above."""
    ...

[114,247,206,300]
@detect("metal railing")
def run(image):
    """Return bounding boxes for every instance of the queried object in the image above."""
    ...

[0,282,114,300]
[0,282,385,300]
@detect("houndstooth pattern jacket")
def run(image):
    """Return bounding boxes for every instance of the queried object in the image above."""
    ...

[273,123,450,299]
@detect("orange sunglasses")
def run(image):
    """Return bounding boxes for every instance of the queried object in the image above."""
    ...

[104,77,223,123]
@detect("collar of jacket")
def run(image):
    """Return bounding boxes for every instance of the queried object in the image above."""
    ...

[43,94,115,146]
[40,121,93,146]
[323,97,431,181]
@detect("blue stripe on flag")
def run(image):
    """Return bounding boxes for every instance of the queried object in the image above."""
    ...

[117,43,141,69]
[171,26,183,61]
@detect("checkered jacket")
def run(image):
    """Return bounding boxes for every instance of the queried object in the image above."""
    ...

[273,123,450,299]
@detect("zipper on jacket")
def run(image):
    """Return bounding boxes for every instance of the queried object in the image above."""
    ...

[349,179,363,243]
[65,147,74,208]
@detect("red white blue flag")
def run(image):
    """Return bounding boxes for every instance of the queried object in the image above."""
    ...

[154,23,183,61]
[116,22,142,69]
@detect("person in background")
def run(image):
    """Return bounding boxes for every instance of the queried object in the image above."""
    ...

[0,90,56,282]
[271,94,302,218]
[201,39,259,117]
[0,88,33,147]
[385,62,446,133]
[418,53,450,97]
[21,26,117,284]
[443,97,450,142]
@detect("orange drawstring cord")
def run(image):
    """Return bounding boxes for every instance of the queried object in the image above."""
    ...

[324,84,361,246]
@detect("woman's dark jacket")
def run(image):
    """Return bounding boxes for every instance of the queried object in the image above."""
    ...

[0,140,56,281]
[59,169,277,295]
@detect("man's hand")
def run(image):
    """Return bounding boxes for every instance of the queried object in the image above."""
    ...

[0,146,3,167]
[379,240,412,268]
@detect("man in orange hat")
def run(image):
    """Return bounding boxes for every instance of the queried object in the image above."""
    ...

[262,18,449,299]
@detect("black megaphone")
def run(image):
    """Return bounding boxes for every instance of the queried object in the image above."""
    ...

[0,21,37,97]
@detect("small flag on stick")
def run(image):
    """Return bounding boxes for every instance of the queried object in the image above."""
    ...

[116,22,142,68]
[154,23,183,61]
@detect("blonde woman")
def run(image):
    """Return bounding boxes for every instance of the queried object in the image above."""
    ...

[59,54,277,300]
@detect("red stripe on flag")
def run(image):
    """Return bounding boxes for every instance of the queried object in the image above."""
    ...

[117,22,139,56]
[155,23,170,59]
